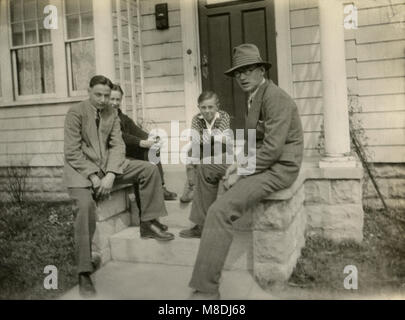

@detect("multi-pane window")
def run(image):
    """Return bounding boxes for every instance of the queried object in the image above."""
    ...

[9,0,55,96]
[64,0,95,93]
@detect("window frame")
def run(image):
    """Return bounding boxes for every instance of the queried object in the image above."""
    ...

[0,0,96,105]
[63,0,95,97]
[7,0,58,101]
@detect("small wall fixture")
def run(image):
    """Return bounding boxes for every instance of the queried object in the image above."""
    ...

[155,3,169,30]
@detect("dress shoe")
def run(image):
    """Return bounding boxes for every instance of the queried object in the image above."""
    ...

[180,183,194,203]
[163,186,177,201]
[179,225,202,239]
[151,219,168,231]
[189,290,220,300]
[78,273,96,298]
[140,221,175,241]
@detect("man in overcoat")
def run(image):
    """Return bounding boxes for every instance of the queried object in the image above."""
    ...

[184,44,304,298]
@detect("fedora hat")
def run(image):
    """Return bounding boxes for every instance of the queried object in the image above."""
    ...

[224,43,271,77]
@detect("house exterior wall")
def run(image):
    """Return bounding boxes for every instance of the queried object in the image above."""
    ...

[289,0,405,162]
[135,0,187,151]
[0,0,403,209]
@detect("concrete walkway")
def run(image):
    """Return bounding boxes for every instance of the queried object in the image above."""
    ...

[61,261,275,300]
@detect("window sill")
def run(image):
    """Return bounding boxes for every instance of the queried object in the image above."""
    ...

[0,96,87,108]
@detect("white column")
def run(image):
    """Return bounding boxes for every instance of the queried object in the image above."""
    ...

[93,0,116,81]
[318,0,356,168]
[180,0,202,131]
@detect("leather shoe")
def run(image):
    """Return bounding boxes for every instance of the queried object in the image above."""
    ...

[78,273,96,298]
[151,219,168,231]
[140,221,174,241]
[163,186,177,201]
[179,225,202,239]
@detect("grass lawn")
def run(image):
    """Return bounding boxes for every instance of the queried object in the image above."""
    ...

[0,201,77,299]
[287,207,405,299]
[0,201,404,299]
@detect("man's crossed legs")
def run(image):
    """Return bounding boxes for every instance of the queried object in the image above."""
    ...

[69,159,173,297]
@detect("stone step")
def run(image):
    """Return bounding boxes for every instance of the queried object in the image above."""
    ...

[110,227,253,271]
[162,201,192,228]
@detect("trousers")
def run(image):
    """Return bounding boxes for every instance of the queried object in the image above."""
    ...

[68,159,167,274]
[188,162,299,293]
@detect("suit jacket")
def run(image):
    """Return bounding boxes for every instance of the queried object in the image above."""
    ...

[117,108,149,159]
[245,79,304,177]
[63,100,129,188]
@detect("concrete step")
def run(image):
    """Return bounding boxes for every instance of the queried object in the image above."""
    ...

[61,261,273,300]
[110,227,253,271]
[162,201,192,228]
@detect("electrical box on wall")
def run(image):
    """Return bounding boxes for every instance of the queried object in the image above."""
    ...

[155,3,169,30]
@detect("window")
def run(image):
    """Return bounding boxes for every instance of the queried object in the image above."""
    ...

[64,0,95,94]
[9,0,55,96]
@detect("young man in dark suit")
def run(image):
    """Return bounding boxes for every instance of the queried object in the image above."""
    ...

[109,84,177,202]
[64,75,175,298]
[183,44,304,298]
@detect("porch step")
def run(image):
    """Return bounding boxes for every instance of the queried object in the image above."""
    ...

[110,227,253,271]
[161,201,192,228]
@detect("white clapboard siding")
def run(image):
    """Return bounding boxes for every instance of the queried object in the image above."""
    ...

[367,146,405,162]
[143,58,183,78]
[289,0,317,11]
[0,128,64,143]
[357,40,405,61]
[353,111,405,129]
[0,115,66,131]
[144,75,184,93]
[358,94,405,112]
[293,60,357,81]
[356,23,405,44]
[141,26,182,46]
[358,4,405,26]
[0,103,72,119]
[144,91,184,108]
[143,106,186,122]
[142,42,183,61]
[293,81,322,99]
[355,0,405,10]
[364,128,405,146]
[0,153,64,167]
[0,141,64,155]
[357,77,405,96]
[357,59,405,79]
[295,97,323,115]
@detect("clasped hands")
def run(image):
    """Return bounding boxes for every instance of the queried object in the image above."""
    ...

[89,172,115,201]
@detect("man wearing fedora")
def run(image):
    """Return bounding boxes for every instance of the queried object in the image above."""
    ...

[181,44,304,298]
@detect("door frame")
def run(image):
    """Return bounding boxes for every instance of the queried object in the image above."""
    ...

[180,0,293,129]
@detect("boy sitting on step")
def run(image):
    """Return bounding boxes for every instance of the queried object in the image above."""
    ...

[180,91,231,203]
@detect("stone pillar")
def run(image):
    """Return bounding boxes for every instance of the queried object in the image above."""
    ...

[318,0,356,168]
[93,0,116,81]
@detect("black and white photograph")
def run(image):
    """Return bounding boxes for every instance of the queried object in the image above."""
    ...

[0,0,404,307]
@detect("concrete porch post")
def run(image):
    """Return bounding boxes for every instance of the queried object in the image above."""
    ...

[318,0,356,168]
[93,0,116,81]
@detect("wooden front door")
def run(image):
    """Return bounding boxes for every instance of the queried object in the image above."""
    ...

[198,0,278,130]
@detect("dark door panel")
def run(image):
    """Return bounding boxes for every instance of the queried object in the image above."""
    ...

[198,0,278,131]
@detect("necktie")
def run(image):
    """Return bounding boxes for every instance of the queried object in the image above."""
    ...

[95,109,101,129]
